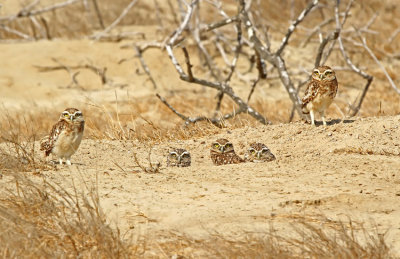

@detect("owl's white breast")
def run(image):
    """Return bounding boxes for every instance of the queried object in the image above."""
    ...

[52,126,83,159]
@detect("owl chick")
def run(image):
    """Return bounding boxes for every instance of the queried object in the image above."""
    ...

[210,138,244,166]
[40,108,84,165]
[302,66,338,126]
[167,148,191,167]
[245,142,276,162]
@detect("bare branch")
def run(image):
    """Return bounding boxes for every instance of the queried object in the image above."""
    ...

[276,0,319,56]
[333,0,373,116]
[356,32,399,95]
[0,0,81,22]
[182,47,194,81]
[240,0,306,120]
[156,93,245,127]
[134,45,158,89]
[91,0,105,29]
[91,0,139,40]
[201,15,239,32]
[0,24,33,40]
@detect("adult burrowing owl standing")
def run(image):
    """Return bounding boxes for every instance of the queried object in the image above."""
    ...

[40,108,84,165]
[245,142,276,162]
[302,66,338,126]
[167,148,191,167]
[210,138,244,166]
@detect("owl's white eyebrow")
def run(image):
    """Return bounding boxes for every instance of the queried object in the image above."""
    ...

[170,152,178,155]
[181,152,190,155]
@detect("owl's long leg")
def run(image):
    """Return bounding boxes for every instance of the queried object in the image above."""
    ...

[66,159,72,166]
[59,158,63,165]
[320,111,327,126]
[310,110,315,126]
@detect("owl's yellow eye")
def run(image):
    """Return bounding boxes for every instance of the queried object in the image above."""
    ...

[226,143,232,148]
[63,113,69,117]
[214,143,220,148]
[170,153,177,157]
[313,71,319,75]
[250,149,256,154]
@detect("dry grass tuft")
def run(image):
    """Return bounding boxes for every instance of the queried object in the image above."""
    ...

[0,110,51,172]
[0,172,133,258]
[141,219,391,258]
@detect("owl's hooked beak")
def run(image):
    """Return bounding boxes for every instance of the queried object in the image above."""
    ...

[69,115,74,121]
[257,152,261,159]
[220,146,225,152]
[320,73,324,80]
[177,156,181,163]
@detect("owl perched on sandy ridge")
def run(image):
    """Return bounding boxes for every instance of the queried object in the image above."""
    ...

[40,108,84,165]
[210,138,245,166]
[245,143,276,162]
[167,148,191,167]
[302,65,338,126]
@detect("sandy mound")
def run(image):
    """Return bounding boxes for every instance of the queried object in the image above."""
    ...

[2,115,399,253]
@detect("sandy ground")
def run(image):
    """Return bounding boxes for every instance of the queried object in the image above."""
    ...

[2,115,400,253]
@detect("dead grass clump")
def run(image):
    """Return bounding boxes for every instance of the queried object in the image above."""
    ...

[0,172,132,258]
[0,111,50,172]
[150,220,391,258]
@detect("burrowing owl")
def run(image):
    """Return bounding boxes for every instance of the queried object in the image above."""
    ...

[302,66,338,126]
[40,108,84,165]
[210,138,244,166]
[167,148,191,167]
[245,142,276,162]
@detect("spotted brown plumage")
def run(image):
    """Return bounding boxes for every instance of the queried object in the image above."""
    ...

[302,65,338,126]
[40,108,85,165]
[210,138,245,166]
